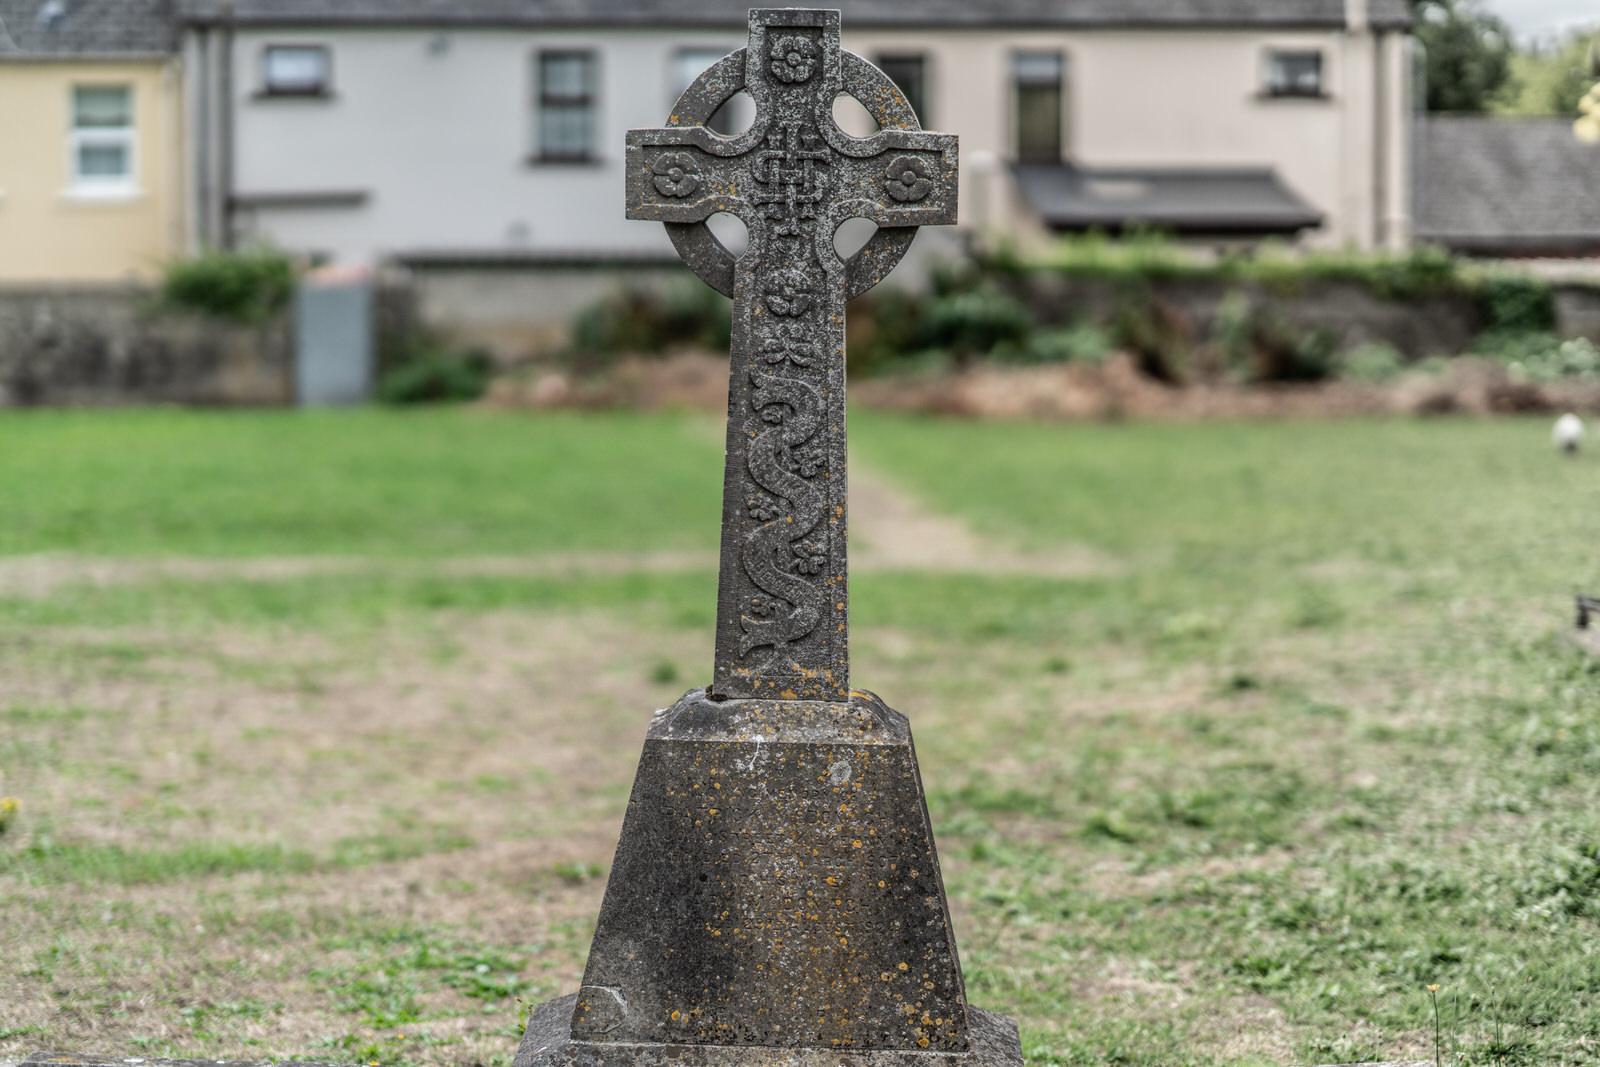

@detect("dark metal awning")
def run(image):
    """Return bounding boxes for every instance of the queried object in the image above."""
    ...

[1013,162,1323,236]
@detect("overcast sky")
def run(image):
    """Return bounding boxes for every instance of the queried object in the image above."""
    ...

[1485,0,1599,42]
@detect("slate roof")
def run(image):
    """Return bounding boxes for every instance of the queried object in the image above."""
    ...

[0,0,176,56]
[177,0,1410,31]
[1013,163,1323,235]
[1415,117,1600,255]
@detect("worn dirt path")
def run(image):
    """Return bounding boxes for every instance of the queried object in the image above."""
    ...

[0,467,1116,597]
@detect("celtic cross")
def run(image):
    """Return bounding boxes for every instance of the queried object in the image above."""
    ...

[626,7,958,703]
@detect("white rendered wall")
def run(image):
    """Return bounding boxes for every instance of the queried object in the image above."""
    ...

[841,27,1395,249]
[227,27,747,265]
[221,23,1403,266]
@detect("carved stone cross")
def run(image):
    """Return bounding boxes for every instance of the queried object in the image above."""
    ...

[509,15,1019,1067]
[625,8,958,702]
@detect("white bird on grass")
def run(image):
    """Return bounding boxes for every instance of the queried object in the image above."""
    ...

[1554,413,1585,455]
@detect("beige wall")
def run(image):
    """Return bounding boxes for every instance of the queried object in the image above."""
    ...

[0,59,184,281]
[841,27,1409,250]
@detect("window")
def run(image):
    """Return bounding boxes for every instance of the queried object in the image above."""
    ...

[1265,51,1324,97]
[876,54,928,125]
[537,50,597,162]
[262,45,331,96]
[1013,51,1063,163]
[70,85,135,191]
[672,49,742,135]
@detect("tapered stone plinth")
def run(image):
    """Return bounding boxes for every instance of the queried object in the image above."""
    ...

[513,690,1022,1067]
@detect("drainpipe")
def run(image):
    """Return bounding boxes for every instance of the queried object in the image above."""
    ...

[219,0,236,251]
[195,24,212,248]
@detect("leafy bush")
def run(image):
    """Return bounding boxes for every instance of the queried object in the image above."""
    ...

[1113,293,1195,383]
[1478,274,1556,333]
[1338,342,1408,383]
[1015,322,1114,365]
[377,341,491,404]
[1477,331,1600,383]
[569,283,731,365]
[921,285,1032,360]
[161,248,294,323]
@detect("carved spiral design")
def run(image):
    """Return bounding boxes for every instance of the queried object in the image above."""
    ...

[738,366,825,656]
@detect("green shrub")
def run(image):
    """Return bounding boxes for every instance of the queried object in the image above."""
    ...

[847,288,925,377]
[1338,342,1408,383]
[921,285,1032,360]
[1478,274,1556,333]
[1288,243,1461,300]
[377,342,491,404]
[1011,232,1467,302]
[1477,331,1600,383]
[1112,293,1195,383]
[161,248,294,323]
[569,283,731,364]
[1016,322,1114,365]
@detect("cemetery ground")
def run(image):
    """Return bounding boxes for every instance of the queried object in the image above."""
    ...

[3,410,1600,1067]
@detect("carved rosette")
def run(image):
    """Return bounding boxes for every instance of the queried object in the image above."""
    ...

[768,34,819,83]
[651,153,702,198]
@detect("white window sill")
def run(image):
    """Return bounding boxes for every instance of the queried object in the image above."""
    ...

[60,185,146,203]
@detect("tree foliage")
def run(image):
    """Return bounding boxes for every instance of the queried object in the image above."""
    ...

[1410,0,1514,112]
[1493,29,1600,115]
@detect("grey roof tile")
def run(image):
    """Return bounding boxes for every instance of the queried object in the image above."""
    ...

[177,0,1408,30]
[0,0,176,56]
[1415,116,1600,253]
[1014,162,1323,234]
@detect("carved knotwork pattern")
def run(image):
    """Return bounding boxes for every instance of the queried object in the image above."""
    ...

[751,123,830,236]
[623,10,959,700]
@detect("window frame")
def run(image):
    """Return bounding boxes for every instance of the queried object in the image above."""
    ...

[259,44,334,98]
[1262,49,1327,99]
[535,49,600,164]
[67,84,138,196]
[875,52,929,126]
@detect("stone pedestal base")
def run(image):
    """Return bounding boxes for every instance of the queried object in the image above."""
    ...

[513,994,1023,1067]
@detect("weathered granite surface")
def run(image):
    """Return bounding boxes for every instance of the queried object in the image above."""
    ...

[17,1056,353,1067]
[624,7,956,703]
[513,994,1022,1067]
[518,12,1016,1067]
[573,688,964,1050]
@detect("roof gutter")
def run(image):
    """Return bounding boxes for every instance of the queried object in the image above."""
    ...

[177,13,1357,31]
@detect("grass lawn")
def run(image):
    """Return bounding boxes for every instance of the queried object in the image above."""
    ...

[4,408,1600,1066]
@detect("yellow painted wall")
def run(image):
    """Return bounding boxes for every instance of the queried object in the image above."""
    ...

[0,60,184,281]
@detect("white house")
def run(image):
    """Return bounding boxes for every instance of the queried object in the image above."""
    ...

[178,0,1414,272]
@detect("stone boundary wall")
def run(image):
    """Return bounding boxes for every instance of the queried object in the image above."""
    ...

[0,287,292,407]
[395,259,693,364]
[1555,284,1600,342]
[1005,275,1486,361]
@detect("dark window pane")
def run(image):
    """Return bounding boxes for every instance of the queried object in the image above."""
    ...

[73,86,131,129]
[538,51,597,159]
[78,142,130,178]
[877,54,926,124]
[1012,51,1062,87]
[541,52,593,100]
[1267,51,1323,96]
[1013,52,1062,162]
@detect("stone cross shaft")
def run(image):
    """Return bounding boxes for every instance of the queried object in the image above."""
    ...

[626,8,958,702]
